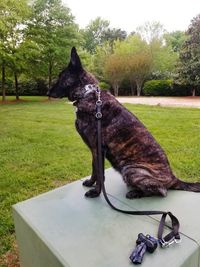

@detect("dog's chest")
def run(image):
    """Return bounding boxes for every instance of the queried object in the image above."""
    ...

[75,105,96,134]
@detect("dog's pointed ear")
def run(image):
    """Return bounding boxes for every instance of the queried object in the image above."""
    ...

[69,47,83,72]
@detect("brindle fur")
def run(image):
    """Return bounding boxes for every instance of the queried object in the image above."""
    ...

[47,47,200,198]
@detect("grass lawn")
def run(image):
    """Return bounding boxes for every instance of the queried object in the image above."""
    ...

[0,96,200,263]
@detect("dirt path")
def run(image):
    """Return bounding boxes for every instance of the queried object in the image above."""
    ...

[117,96,200,108]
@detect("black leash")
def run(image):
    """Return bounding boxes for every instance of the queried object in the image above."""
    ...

[95,87,181,262]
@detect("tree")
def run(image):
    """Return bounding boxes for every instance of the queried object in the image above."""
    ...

[8,38,39,100]
[136,21,166,44]
[0,0,30,101]
[0,53,6,101]
[82,17,127,53]
[104,28,127,46]
[104,54,126,96]
[114,34,148,55]
[164,31,187,52]
[5,22,33,100]
[82,17,110,53]
[90,42,113,80]
[28,0,80,90]
[151,40,178,78]
[137,22,178,79]
[176,14,200,96]
[127,52,152,96]
[113,35,152,96]
[100,25,178,95]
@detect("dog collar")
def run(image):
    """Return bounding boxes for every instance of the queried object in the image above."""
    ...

[84,84,99,96]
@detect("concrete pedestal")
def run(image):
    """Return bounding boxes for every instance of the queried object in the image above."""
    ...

[13,168,200,267]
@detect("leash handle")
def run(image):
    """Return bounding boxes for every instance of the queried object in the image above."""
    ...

[95,90,180,247]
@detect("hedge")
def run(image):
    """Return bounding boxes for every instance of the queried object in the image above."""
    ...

[0,79,48,96]
[143,80,196,96]
[143,80,173,96]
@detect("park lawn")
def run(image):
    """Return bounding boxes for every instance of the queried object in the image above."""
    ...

[0,96,200,260]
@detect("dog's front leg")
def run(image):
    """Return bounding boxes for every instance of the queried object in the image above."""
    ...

[84,149,103,198]
[82,156,98,187]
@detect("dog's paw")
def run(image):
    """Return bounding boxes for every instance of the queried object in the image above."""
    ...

[82,179,95,187]
[85,189,100,198]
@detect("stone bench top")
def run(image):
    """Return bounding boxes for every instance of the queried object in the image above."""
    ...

[13,168,200,267]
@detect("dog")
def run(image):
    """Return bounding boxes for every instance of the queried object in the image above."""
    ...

[47,47,200,198]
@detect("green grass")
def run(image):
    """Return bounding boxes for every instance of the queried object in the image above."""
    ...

[0,96,200,258]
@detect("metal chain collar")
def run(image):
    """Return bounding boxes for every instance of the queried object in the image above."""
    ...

[95,86,102,119]
[82,84,103,119]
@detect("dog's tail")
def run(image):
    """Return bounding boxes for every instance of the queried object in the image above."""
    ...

[171,177,200,192]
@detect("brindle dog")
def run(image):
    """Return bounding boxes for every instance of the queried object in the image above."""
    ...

[47,47,200,198]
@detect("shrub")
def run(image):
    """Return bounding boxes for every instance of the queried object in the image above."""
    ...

[18,79,48,96]
[0,79,48,96]
[143,80,173,96]
[172,83,191,96]
[99,81,110,90]
[143,80,200,96]
[0,79,13,95]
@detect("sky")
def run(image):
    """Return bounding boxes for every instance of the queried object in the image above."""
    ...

[63,0,200,33]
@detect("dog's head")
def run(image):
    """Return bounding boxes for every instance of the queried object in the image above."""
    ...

[47,47,98,101]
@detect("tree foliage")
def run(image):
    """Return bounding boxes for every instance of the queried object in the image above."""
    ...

[104,54,126,96]
[136,22,178,79]
[176,14,200,96]
[164,31,187,52]
[0,0,30,100]
[120,36,152,95]
[0,7,199,98]
[127,52,152,96]
[104,36,152,96]
[151,40,178,78]
[82,17,110,53]
[91,42,113,80]
[136,21,166,44]
[28,0,80,89]
[82,17,127,53]
[93,31,179,96]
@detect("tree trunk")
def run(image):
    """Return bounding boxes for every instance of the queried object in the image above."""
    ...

[192,88,196,97]
[130,80,135,96]
[14,72,19,101]
[48,61,53,100]
[48,61,52,90]
[2,62,6,102]
[113,84,119,96]
[137,87,141,96]
[136,80,142,96]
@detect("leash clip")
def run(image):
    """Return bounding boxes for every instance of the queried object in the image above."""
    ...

[159,236,181,248]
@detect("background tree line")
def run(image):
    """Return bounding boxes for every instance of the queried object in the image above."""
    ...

[0,0,200,100]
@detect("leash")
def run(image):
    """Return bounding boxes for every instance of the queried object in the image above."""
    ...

[95,87,181,263]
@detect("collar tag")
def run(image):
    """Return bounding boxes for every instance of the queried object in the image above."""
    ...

[84,84,97,96]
